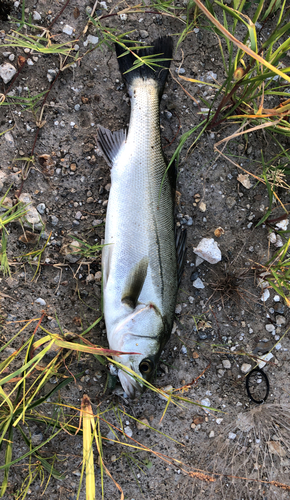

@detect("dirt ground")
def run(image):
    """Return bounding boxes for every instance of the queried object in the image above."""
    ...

[1,1,290,499]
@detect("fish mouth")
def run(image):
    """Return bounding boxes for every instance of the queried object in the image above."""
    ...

[118,370,144,399]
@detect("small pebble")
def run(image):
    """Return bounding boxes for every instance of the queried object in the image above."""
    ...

[276,315,286,326]
[265,324,275,333]
[228,432,236,440]
[0,63,17,84]
[188,296,194,304]
[33,11,41,20]
[75,211,82,220]
[192,278,205,289]
[241,363,251,374]
[260,289,270,302]
[51,215,59,226]
[35,297,46,306]
[175,304,182,314]
[124,426,133,438]
[258,352,274,369]
[209,431,215,438]
[201,398,210,408]
[175,67,186,74]
[63,25,74,35]
[37,203,46,215]
[136,418,149,430]
[222,359,231,369]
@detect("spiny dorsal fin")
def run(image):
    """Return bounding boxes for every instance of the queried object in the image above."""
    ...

[121,256,149,309]
[97,125,126,166]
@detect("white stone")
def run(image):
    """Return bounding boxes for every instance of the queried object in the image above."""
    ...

[276,315,286,326]
[63,24,74,35]
[8,54,15,62]
[268,232,277,244]
[86,35,99,45]
[216,418,223,425]
[260,289,270,302]
[158,385,173,401]
[192,278,205,289]
[35,297,46,306]
[276,219,289,231]
[27,58,34,66]
[0,63,17,84]
[209,431,215,438]
[119,13,127,20]
[33,11,41,20]
[175,304,182,314]
[100,1,108,9]
[188,296,194,304]
[258,352,273,369]
[193,238,222,264]
[222,359,231,369]
[124,426,133,438]
[241,363,252,374]
[228,432,236,440]
[275,343,282,350]
[265,324,275,333]
[274,234,283,247]
[273,295,280,302]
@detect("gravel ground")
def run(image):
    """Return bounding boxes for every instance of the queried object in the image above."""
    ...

[1,1,290,499]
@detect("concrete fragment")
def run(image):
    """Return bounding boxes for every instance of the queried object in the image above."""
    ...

[237,173,252,189]
[193,238,222,264]
[0,63,17,84]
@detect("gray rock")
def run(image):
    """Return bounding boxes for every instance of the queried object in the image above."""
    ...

[0,63,17,84]
[222,359,231,369]
[276,315,286,326]
[175,67,186,75]
[198,331,208,340]
[140,30,149,39]
[51,215,59,226]
[37,203,46,215]
[31,431,43,445]
[274,302,284,314]
[75,211,82,220]
[164,110,172,119]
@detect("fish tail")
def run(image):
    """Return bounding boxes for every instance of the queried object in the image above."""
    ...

[115,36,173,96]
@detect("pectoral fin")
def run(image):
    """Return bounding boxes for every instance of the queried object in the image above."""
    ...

[122,256,149,308]
[97,126,126,166]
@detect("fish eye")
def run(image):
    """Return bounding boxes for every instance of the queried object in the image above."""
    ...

[139,358,154,375]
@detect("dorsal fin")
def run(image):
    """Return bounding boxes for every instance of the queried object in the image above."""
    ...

[121,257,149,309]
[97,126,126,166]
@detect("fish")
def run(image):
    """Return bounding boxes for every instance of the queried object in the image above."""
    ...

[97,37,186,398]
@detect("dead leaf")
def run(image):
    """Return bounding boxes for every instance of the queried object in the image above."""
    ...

[17,55,26,67]
[267,441,286,457]
[237,173,252,189]
[19,231,39,245]
[192,415,204,425]
[192,351,199,359]
[73,6,80,18]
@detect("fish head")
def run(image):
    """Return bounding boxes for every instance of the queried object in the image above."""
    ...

[111,303,165,398]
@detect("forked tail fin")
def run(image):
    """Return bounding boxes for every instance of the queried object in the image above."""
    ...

[115,36,173,97]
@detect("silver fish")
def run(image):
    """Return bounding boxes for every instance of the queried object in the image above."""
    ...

[98,37,183,398]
